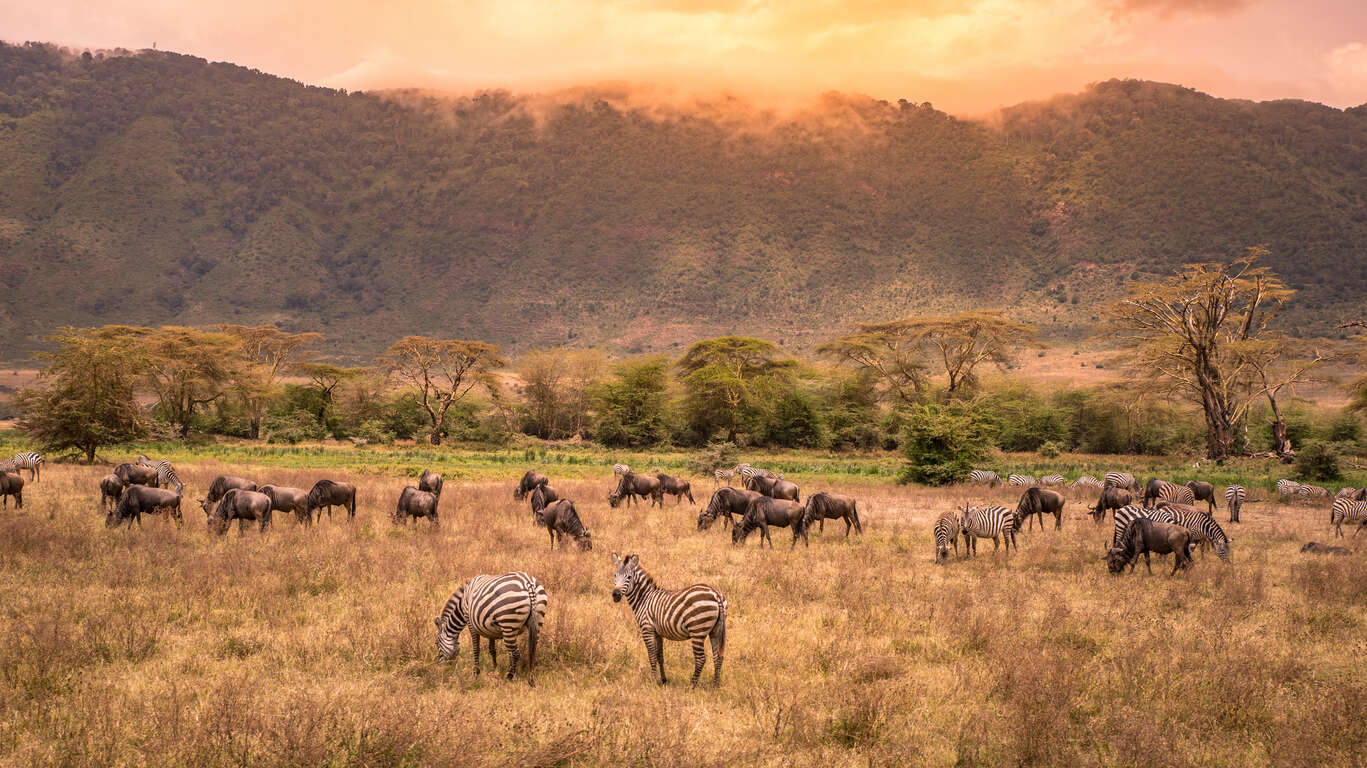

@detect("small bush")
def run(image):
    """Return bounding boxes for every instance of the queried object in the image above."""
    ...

[1038,441,1062,459]
[1294,440,1341,483]
[897,403,994,486]
[687,441,738,475]
[263,410,328,445]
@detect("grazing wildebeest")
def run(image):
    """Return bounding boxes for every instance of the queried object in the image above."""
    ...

[514,470,549,501]
[1186,481,1218,515]
[1141,477,1165,508]
[1015,487,1065,532]
[207,488,272,535]
[99,473,125,512]
[609,472,662,508]
[732,496,808,548]
[198,475,258,518]
[307,479,356,522]
[1300,541,1351,555]
[538,499,593,551]
[419,469,444,498]
[697,487,761,531]
[1106,518,1193,575]
[746,474,800,502]
[114,462,160,488]
[257,484,311,525]
[0,472,24,509]
[656,474,695,505]
[1091,486,1132,525]
[394,486,440,526]
[106,485,183,527]
[802,492,862,536]
[529,484,560,522]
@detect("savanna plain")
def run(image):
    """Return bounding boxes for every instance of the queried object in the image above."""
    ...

[2,447,1365,768]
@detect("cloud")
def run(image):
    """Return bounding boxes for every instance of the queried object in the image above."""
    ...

[1113,0,1255,16]
[1323,41,1367,105]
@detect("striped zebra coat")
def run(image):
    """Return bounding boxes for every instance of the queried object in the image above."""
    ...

[1330,498,1367,538]
[1224,485,1245,524]
[1297,484,1330,501]
[967,470,1001,488]
[137,455,183,493]
[959,505,1017,556]
[435,572,548,686]
[713,468,735,486]
[1276,479,1302,497]
[613,463,631,478]
[10,452,43,482]
[611,553,726,688]
[1104,472,1139,492]
[1146,481,1195,508]
[1071,475,1103,492]
[1007,474,1036,487]
[1038,474,1066,487]
[1156,502,1232,560]
[934,512,962,563]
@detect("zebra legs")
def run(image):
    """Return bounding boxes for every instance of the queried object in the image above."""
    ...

[503,634,520,682]
[690,636,707,687]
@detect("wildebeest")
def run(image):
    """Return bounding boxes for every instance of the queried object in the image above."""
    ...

[307,479,356,522]
[609,472,662,508]
[1300,541,1351,555]
[99,473,125,512]
[529,484,560,522]
[1141,477,1165,507]
[802,492,862,536]
[1106,518,1193,575]
[1090,486,1132,525]
[0,471,24,509]
[514,470,549,501]
[1186,481,1218,514]
[419,469,444,498]
[1015,487,1065,532]
[732,496,808,548]
[538,499,593,550]
[207,488,272,535]
[746,474,800,502]
[656,474,695,505]
[107,485,182,527]
[394,486,439,526]
[697,487,761,531]
[114,462,159,488]
[199,475,258,518]
[257,484,311,525]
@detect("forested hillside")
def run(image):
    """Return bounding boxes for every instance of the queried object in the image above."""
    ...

[1,42,1363,357]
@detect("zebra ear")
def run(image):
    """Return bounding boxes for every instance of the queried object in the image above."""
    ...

[610,552,621,565]
[433,616,441,626]
[627,553,639,566]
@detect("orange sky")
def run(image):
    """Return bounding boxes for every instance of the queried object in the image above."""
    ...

[5,0,1366,113]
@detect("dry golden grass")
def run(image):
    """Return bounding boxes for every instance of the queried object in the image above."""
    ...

[1,461,1365,767]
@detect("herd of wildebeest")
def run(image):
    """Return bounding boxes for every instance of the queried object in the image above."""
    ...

[2,451,1365,686]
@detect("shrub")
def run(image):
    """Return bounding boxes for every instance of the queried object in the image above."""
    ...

[897,403,994,486]
[687,442,739,476]
[1326,411,1363,450]
[262,410,328,444]
[352,420,394,445]
[1294,440,1341,483]
[1038,440,1062,459]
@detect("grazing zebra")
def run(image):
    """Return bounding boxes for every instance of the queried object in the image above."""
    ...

[137,455,183,493]
[1297,484,1330,501]
[435,572,548,686]
[611,553,726,688]
[1104,472,1139,492]
[958,505,1017,556]
[934,512,962,563]
[1276,479,1302,497]
[1157,502,1232,560]
[1111,505,1175,549]
[1330,498,1367,538]
[1039,474,1066,487]
[1071,475,1103,492]
[1007,474,1036,487]
[613,463,631,478]
[10,452,43,482]
[967,470,1001,487]
[1148,481,1195,508]
[1224,485,1245,524]
[713,468,735,487]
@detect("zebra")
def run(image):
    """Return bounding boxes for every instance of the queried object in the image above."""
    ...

[1158,503,1232,560]
[1104,472,1139,492]
[137,455,183,493]
[1330,498,1367,538]
[1297,484,1330,501]
[435,572,548,686]
[1111,505,1175,549]
[611,552,726,688]
[613,463,631,478]
[934,511,962,563]
[1007,474,1035,487]
[1039,474,1066,487]
[9,452,43,482]
[1070,475,1103,492]
[713,468,735,487]
[1148,481,1195,509]
[958,504,1017,556]
[967,470,1001,488]
[1276,479,1302,497]
[1224,485,1245,524]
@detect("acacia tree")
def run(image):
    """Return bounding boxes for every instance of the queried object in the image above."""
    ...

[817,325,928,405]
[217,325,322,438]
[1108,247,1324,460]
[139,327,243,437]
[16,327,145,462]
[516,348,607,439]
[381,336,505,445]
[677,336,795,443]
[298,362,362,423]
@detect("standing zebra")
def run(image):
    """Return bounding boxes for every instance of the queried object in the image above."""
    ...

[967,470,1001,488]
[1297,484,1330,501]
[1224,485,1245,524]
[1111,505,1174,549]
[435,572,548,686]
[1147,481,1195,508]
[1330,498,1367,538]
[1157,503,1232,560]
[959,504,1017,556]
[10,452,43,482]
[1038,474,1066,487]
[713,468,735,487]
[611,553,726,688]
[1070,475,1103,492]
[934,511,962,563]
[1104,472,1139,492]
[1276,479,1302,497]
[137,455,183,493]
[1007,474,1036,487]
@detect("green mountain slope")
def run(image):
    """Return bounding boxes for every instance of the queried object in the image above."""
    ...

[1,42,1363,357]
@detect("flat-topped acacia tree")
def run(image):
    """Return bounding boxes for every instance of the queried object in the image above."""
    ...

[380,336,506,446]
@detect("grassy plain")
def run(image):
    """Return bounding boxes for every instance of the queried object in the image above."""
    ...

[1,446,1365,767]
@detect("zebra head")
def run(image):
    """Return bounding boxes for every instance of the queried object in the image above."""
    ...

[611,552,639,602]
[435,583,469,660]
